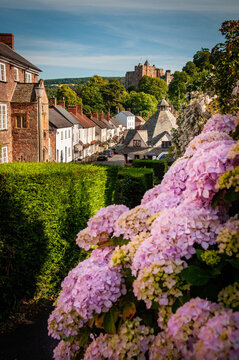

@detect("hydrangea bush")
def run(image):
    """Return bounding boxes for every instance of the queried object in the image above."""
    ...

[48,112,239,359]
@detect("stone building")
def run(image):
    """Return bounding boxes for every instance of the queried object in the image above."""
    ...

[0,33,49,163]
[118,98,177,163]
[125,60,173,89]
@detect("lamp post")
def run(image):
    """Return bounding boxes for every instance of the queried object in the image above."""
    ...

[35,86,44,162]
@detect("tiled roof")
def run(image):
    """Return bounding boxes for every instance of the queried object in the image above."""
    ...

[123,129,137,145]
[120,111,135,117]
[11,83,37,103]
[110,116,125,127]
[49,108,72,129]
[140,107,176,140]
[90,117,107,129]
[69,112,96,128]
[0,42,41,72]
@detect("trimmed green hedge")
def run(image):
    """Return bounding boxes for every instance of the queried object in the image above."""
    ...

[0,163,153,320]
[132,159,166,183]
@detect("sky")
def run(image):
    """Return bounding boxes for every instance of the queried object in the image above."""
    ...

[0,0,238,80]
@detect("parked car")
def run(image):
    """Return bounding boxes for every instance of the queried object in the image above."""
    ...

[97,152,108,161]
[103,149,113,157]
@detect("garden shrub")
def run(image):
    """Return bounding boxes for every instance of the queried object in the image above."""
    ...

[0,162,152,320]
[132,159,166,183]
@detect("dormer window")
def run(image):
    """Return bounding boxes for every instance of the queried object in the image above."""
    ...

[0,63,6,82]
[133,140,141,147]
[25,72,32,83]
[14,67,19,82]
[162,141,171,148]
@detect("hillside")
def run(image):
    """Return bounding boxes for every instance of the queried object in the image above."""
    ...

[44,76,125,87]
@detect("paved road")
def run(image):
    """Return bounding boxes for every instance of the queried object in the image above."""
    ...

[94,154,125,166]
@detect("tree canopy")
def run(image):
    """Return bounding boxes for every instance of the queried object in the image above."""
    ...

[56,85,82,108]
[123,91,158,118]
[138,76,168,101]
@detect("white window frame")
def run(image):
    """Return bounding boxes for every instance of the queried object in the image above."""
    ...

[68,147,70,157]
[14,67,19,82]
[0,104,7,130]
[0,146,8,163]
[25,72,32,83]
[0,63,6,82]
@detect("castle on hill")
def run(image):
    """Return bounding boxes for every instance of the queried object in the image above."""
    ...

[125,60,173,89]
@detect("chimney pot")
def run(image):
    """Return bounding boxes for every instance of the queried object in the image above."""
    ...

[58,98,65,108]
[49,97,57,107]
[77,104,83,115]
[68,104,77,115]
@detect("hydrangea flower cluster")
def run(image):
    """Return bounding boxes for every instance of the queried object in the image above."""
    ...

[202,113,235,134]
[216,215,239,257]
[84,318,154,360]
[167,298,224,357]
[49,111,239,359]
[201,249,221,266]
[53,338,80,360]
[48,248,126,339]
[76,205,129,250]
[195,311,239,359]
[218,282,239,310]
[133,259,189,309]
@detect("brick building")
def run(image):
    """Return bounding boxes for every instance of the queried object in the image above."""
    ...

[125,60,173,89]
[0,33,49,163]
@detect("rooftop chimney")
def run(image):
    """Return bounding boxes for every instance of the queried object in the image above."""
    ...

[116,106,119,114]
[77,104,83,116]
[93,111,98,120]
[58,98,65,108]
[68,104,77,115]
[100,111,104,121]
[106,112,110,121]
[0,33,14,49]
[49,97,57,107]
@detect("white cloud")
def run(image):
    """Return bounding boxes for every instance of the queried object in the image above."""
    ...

[1,0,239,13]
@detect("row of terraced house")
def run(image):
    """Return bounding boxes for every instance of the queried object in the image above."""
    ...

[0,33,125,164]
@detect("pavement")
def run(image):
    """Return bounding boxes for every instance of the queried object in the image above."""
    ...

[94,153,125,166]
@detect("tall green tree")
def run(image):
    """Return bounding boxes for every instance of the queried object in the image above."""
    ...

[78,75,107,113]
[138,76,168,100]
[168,71,188,110]
[211,20,239,113]
[56,85,82,108]
[193,48,213,71]
[102,79,127,113]
[123,91,158,118]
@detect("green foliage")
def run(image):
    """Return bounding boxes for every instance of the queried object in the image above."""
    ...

[138,76,168,101]
[132,159,166,183]
[210,20,239,113]
[56,85,82,108]
[102,79,127,113]
[114,167,153,208]
[0,163,153,320]
[122,91,158,118]
[193,48,213,71]
[44,76,125,86]
[168,71,188,110]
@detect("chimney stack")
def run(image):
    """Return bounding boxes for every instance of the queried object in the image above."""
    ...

[58,98,65,108]
[106,112,110,121]
[100,111,104,121]
[116,106,119,114]
[87,112,92,119]
[147,112,149,120]
[68,104,77,115]
[49,97,57,107]
[127,108,131,112]
[0,33,14,49]
[140,112,142,117]
[77,104,83,116]
[93,111,98,120]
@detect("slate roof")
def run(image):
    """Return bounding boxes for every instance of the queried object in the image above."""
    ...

[110,116,125,127]
[123,129,137,145]
[135,116,145,124]
[0,42,41,72]
[11,83,37,103]
[91,117,107,129]
[120,111,135,117]
[54,106,81,126]
[49,108,72,129]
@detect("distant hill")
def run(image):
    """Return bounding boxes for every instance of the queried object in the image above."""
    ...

[44,76,125,86]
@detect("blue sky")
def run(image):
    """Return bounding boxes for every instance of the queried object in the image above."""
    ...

[0,0,238,80]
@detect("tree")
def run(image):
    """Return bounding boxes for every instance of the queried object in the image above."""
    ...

[101,79,127,113]
[56,85,82,108]
[138,76,168,100]
[78,76,107,113]
[193,48,213,71]
[123,91,158,118]
[210,20,239,113]
[168,71,188,110]
[182,61,198,76]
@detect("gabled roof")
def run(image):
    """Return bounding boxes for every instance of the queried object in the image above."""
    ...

[69,112,95,129]
[100,118,115,129]
[54,106,80,126]
[149,130,170,146]
[91,117,107,129]
[110,116,125,127]
[119,111,135,117]
[11,83,37,103]
[0,42,41,72]
[49,108,73,129]
[123,129,137,145]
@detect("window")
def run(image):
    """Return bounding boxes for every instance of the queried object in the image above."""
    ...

[68,147,70,157]
[15,114,27,128]
[48,139,52,157]
[61,131,63,140]
[0,63,6,81]
[133,140,141,147]
[162,141,171,148]
[0,146,8,163]
[14,67,19,82]
[0,104,7,130]
[68,129,70,138]
[25,72,32,83]
[65,130,67,139]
